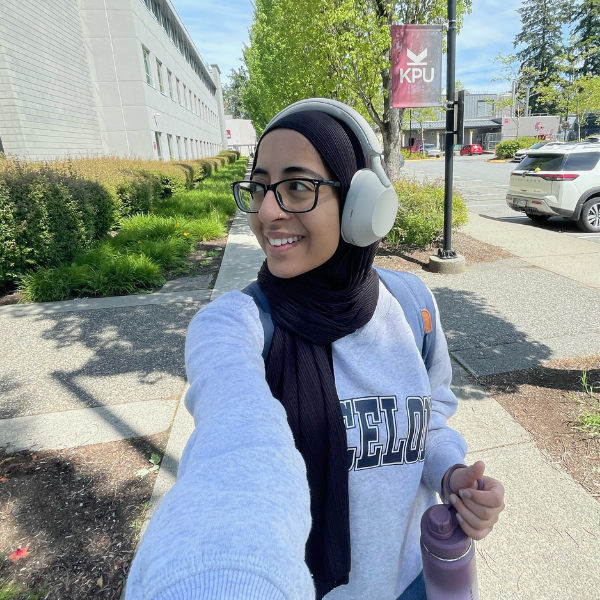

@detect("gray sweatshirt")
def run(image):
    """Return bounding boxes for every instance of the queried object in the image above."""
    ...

[125,281,468,600]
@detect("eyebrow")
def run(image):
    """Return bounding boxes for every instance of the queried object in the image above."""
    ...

[251,165,328,180]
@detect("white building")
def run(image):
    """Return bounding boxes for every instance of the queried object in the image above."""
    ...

[224,116,257,157]
[0,0,228,160]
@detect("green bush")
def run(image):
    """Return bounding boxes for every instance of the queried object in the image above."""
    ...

[495,136,542,159]
[17,159,246,301]
[0,165,115,289]
[219,150,240,164]
[0,155,242,290]
[384,178,468,248]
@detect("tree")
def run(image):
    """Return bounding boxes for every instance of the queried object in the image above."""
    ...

[243,0,472,182]
[570,0,600,76]
[491,53,535,138]
[537,73,600,140]
[513,0,567,114]
[222,66,250,119]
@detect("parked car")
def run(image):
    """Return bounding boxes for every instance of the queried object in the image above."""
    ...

[513,141,564,162]
[460,144,483,156]
[505,142,600,232]
[420,143,441,158]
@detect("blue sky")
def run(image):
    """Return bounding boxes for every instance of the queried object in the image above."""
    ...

[171,0,525,92]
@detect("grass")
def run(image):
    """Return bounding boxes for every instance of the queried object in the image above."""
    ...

[0,579,46,600]
[572,369,600,436]
[18,159,247,302]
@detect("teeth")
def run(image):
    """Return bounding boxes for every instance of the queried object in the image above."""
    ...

[268,236,302,246]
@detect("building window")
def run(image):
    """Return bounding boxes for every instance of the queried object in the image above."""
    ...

[189,90,193,112]
[183,84,188,109]
[167,134,174,159]
[156,59,165,94]
[184,137,189,159]
[155,132,163,160]
[196,140,200,157]
[151,0,160,20]
[477,100,492,118]
[143,47,153,86]
[167,70,174,100]
[176,78,181,105]
[176,136,182,159]
[193,94,197,115]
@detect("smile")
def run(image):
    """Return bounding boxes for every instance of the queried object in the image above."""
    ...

[267,236,303,247]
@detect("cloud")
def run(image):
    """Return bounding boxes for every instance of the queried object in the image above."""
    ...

[456,0,523,91]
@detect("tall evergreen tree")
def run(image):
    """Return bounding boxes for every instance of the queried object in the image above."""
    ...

[513,0,566,113]
[222,67,250,119]
[571,0,600,75]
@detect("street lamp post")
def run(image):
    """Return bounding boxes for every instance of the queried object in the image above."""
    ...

[430,0,466,273]
[440,0,456,259]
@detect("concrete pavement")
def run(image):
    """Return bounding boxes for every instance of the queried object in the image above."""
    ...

[2,200,600,598]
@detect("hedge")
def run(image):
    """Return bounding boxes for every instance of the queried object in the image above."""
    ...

[495,136,541,159]
[0,152,237,290]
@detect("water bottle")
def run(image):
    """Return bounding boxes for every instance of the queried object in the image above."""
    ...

[420,478,484,600]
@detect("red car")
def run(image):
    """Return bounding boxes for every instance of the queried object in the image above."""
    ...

[460,144,483,156]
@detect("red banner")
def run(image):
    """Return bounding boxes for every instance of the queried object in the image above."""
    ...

[391,25,443,108]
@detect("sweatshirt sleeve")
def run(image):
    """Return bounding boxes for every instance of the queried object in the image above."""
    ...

[420,291,468,497]
[125,291,315,600]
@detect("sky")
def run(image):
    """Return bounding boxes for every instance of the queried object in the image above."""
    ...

[171,0,525,92]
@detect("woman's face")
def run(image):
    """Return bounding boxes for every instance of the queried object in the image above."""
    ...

[250,129,341,279]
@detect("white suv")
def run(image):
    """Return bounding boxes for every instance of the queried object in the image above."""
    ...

[506,143,600,233]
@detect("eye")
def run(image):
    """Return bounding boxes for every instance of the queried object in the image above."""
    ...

[288,179,315,192]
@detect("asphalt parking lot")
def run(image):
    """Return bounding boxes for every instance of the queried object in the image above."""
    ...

[402,155,600,244]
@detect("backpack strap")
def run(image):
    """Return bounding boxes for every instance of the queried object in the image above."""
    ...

[374,267,437,371]
[242,269,437,370]
[241,282,274,361]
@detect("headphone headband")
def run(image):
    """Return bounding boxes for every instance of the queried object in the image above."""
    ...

[263,98,391,188]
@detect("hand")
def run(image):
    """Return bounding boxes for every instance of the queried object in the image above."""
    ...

[446,461,505,541]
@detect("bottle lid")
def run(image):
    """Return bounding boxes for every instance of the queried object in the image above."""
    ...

[421,504,472,560]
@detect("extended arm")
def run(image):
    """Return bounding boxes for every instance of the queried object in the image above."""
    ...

[125,292,315,600]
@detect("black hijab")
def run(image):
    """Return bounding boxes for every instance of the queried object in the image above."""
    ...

[253,111,381,599]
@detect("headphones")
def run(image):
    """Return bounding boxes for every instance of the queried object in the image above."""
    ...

[262,98,399,247]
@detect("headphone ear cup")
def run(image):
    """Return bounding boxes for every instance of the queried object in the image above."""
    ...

[341,170,399,247]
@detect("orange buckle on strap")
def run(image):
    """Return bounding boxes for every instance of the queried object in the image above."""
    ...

[421,309,432,334]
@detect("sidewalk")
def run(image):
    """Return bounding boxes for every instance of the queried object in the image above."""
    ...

[2,207,600,599]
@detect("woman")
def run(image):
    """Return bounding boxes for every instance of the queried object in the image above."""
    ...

[126,100,505,600]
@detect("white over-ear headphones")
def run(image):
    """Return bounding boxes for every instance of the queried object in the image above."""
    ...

[263,98,399,247]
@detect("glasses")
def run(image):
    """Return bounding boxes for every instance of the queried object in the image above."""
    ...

[231,178,341,213]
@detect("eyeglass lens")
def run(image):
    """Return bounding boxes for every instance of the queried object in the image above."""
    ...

[235,179,317,212]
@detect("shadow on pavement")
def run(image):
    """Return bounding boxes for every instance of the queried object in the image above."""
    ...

[1,301,205,477]
[431,287,553,379]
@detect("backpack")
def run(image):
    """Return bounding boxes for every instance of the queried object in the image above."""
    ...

[242,267,437,370]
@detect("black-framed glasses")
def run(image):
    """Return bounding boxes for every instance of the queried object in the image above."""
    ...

[231,178,341,214]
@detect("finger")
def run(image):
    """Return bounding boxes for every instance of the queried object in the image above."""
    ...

[449,494,485,529]
[458,483,505,509]
[456,492,501,522]
[456,515,494,541]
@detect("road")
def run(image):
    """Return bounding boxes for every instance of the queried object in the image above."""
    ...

[402,155,600,244]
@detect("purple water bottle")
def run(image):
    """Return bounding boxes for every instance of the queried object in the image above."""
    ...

[420,472,484,600]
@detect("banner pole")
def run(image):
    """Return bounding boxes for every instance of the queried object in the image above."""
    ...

[440,0,457,259]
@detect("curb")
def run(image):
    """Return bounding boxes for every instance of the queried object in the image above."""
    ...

[484,158,509,163]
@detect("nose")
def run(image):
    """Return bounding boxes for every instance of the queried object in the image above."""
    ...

[258,189,287,224]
